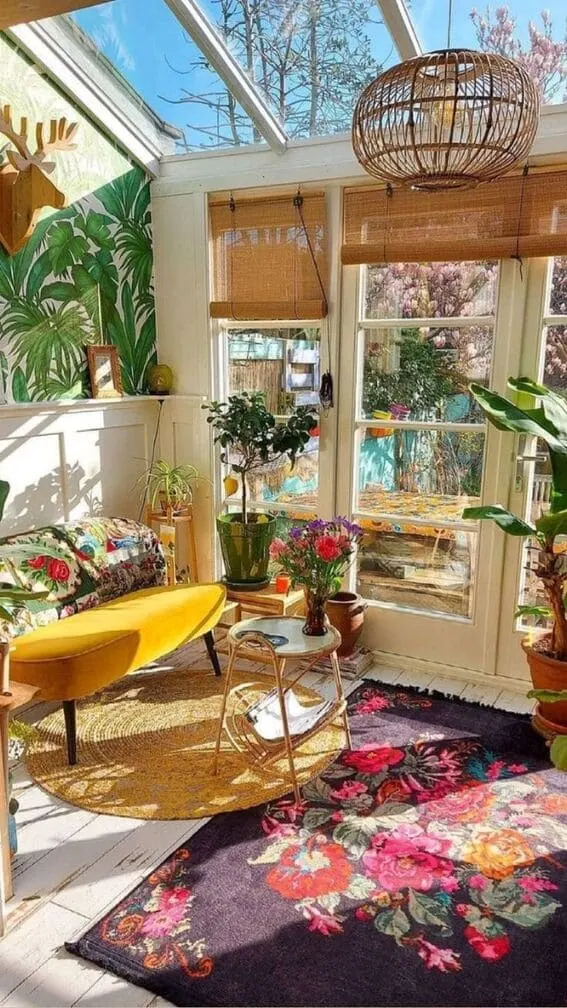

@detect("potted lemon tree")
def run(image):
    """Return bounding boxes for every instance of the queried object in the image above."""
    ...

[204,392,318,588]
[463,376,567,740]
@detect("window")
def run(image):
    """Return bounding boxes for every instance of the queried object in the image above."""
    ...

[220,326,320,513]
[352,261,499,617]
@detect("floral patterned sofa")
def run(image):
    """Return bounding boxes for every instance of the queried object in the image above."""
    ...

[0,517,225,764]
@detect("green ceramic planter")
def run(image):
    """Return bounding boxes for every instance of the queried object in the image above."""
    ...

[217,512,277,588]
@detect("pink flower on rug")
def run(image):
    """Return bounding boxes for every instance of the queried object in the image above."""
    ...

[518,876,558,894]
[355,693,390,714]
[343,744,405,775]
[464,925,511,961]
[362,824,453,892]
[330,781,368,800]
[486,760,507,781]
[469,874,489,890]
[417,939,461,972]
[159,887,191,913]
[423,786,494,824]
[302,906,344,935]
[141,903,186,938]
[508,764,528,774]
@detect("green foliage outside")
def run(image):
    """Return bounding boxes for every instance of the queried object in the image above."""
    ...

[362,329,464,419]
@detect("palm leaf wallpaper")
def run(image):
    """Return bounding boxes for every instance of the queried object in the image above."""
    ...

[0,37,157,402]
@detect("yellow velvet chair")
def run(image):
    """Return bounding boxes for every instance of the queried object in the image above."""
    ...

[1,517,226,764]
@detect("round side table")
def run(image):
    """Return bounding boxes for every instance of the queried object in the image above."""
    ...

[212,616,351,804]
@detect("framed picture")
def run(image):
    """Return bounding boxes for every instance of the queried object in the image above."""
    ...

[87,345,123,399]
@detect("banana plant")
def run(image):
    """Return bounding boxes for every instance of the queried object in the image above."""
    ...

[463,377,567,660]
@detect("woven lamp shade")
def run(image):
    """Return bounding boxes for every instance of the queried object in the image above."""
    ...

[352,49,540,191]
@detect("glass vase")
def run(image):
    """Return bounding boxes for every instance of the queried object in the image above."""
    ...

[303,588,328,636]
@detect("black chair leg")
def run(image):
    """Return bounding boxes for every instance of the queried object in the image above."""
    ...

[63,699,77,765]
[204,630,222,677]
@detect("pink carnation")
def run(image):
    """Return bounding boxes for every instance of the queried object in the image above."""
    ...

[269,538,287,560]
[314,535,341,562]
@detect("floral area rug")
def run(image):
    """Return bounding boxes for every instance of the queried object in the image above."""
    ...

[67,681,567,1007]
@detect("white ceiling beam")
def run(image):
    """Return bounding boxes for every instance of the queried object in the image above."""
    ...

[163,0,288,154]
[376,0,422,60]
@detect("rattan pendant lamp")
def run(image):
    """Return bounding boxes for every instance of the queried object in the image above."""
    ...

[352,1,540,191]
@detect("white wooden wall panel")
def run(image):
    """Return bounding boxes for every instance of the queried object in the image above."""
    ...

[0,399,159,536]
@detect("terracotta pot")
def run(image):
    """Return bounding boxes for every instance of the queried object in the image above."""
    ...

[327,592,366,656]
[523,636,567,736]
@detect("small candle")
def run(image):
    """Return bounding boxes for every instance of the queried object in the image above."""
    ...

[274,573,291,594]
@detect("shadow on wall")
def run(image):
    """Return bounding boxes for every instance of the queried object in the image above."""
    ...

[1,462,103,536]
[0,167,157,404]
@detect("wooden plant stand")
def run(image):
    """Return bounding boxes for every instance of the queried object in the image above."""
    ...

[146,505,199,585]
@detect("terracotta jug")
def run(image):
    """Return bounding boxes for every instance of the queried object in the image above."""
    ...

[326,591,366,657]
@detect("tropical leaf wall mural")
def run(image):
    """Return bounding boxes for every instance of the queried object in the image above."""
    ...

[0,35,157,402]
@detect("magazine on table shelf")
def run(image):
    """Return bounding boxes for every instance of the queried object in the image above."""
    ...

[245,687,333,742]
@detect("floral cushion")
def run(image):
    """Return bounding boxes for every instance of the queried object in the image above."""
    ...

[63,517,167,602]
[0,517,166,639]
[0,526,98,638]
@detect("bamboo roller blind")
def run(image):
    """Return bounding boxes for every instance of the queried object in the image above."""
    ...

[209,191,328,320]
[342,169,567,264]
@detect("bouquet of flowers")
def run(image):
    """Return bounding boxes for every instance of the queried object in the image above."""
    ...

[269,517,363,635]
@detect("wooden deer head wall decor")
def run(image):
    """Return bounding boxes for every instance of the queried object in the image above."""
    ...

[0,105,79,255]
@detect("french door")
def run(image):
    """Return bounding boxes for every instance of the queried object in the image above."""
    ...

[496,257,567,682]
[336,257,530,675]
[213,259,561,682]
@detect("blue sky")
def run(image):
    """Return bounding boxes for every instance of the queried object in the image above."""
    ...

[72,0,567,147]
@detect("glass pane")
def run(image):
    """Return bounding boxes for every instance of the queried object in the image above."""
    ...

[356,519,476,618]
[227,328,320,415]
[549,260,567,316]
[364,262,499,320]
[361,327,492,422]
[408,0,567,106]
[356,429,484,521]
[199,0,397,140]
[245,443,319,507]
[69,0,262,150]
[543,325,567,392]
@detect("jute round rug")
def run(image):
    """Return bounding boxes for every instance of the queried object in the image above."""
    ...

[26,648,345,820]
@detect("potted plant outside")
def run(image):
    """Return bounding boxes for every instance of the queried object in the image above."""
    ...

[204,392,318,588]
[138,460,202,516]
[462,376,567,736]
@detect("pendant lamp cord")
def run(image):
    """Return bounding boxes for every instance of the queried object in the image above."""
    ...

[293,190,333,409]
[512,163,529,282]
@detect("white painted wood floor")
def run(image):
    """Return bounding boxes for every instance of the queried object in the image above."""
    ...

[0,643,534,1008]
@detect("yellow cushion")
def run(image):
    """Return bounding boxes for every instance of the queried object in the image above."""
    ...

[9,582,226,701]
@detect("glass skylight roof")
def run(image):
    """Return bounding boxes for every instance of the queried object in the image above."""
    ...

[69,0,259,149]
[69,0,397,149]
[58,0,567,153]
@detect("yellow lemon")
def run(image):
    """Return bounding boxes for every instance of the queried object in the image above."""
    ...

[223,475,238,497]
[256,513,269,523]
